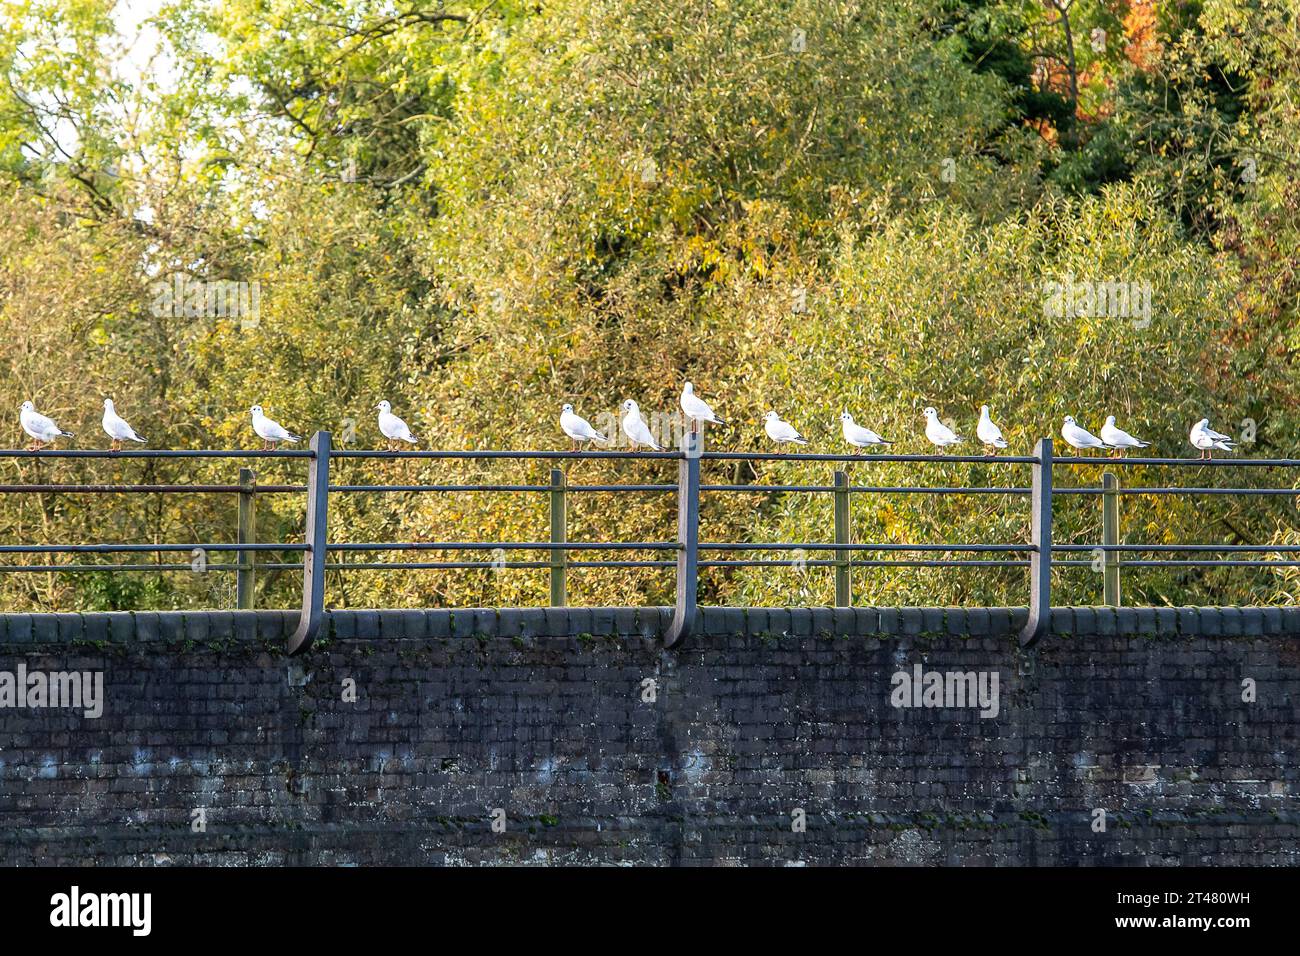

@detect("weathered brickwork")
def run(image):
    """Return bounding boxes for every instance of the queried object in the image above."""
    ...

[1,607,1297,865]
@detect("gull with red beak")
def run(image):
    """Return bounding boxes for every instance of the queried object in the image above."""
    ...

[1061,415,1105,456]
[1100,416,1150,458]
[560,403,607,451]
[102,399,146,451]
[376,400,417,448]
[764,411,809,446]
[976,405,1008,454]
[840,411,891,452]
[923,407,965,451]
[621,399,662,451]
[19,401,73,450]
[1190,419,1235,460]
[680,381,726,434]
[250,405,301,450]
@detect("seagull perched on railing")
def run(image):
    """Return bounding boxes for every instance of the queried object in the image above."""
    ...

[923,407,964,451]
[840,411,891,452]
[763,411,808,446]
[19,401,73,449]
[976,405,1008,454]
[1100,415,1149,458]
[250,405,301,450]
[679,382,726,434]
[102,399,146,451]
[1061,415,1105,455]
[560,403,607,450]
[1190,419,1235,460]
[621,399,662,451]
[376,400,417,447]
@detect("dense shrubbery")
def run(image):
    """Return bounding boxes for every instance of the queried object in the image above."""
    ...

[0,0,1295,610]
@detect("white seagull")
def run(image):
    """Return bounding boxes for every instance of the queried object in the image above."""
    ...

[621,399,662,451]
[1099,415,1150,458]
[763,411,808,446]
[560,403,607,449]
[250,405,301,449]
[923,407,965,451]
[376,400,417,446]
[976,405,1008,453]
[1061,416,1105,455]
[102,399,146,451]
[19,401,73,449]
[1189,419,1235,460]
[680,381,726,432]
[840,411,891,451]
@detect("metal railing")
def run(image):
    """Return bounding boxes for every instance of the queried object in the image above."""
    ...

[1,432,1297,654]
[1047,449,1300,632]
[0,450,310,636]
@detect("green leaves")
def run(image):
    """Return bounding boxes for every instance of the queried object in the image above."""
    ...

[0,0,1296,609]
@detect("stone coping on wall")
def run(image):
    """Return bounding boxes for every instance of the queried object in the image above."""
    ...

[0,605,1298,645]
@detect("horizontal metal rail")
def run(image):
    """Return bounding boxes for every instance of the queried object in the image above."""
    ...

[703,484,1032,494]
[332,449,682,460]
[0,483,306,493]
[312,559,1029,569]
[1055,544,1300,552]
[331,483,1034,494]
[324,541,680,552]
[9,557,1293,572]
[700,559,1030,568]
[0,543,305,553]
[1056,559,1300,568]
[0,563,264,573]
[0,449,313,459]
[1053,456,1300,467]
[328,483,677,493]
[700,452,1039,464]
[0,558,992,571]
[14,557,1299,572]
[700,542,1033,552]
[321,560,675,570]
[0,481,1289,496]
[1055,486,1299,495]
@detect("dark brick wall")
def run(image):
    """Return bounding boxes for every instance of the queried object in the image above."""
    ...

[1,607,1297,865]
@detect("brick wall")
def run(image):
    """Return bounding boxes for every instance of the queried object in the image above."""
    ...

[1,608,1297,865]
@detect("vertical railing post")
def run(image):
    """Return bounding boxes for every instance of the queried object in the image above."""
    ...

[549,467,567,607]
[664,427,700,648]
[237,466,256,610]
[1018,437,1053,648]
[288,431,330,655]
[1102,470,1121,606]
[833,470,852,607]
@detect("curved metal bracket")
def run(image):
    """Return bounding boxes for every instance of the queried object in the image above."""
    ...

[1018,438,1052,648]
[664,428,701,648]
[288,431,330,655]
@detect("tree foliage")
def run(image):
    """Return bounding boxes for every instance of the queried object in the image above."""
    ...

[0,0,1295,610]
